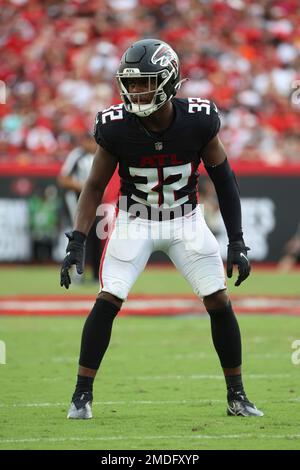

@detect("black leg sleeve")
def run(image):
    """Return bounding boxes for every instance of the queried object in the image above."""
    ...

[79,298,120,370]
[206,302,242,368]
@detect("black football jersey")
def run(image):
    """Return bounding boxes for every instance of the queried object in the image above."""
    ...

[93,97,220,219]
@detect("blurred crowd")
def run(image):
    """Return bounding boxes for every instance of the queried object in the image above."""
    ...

[1,0,300,165]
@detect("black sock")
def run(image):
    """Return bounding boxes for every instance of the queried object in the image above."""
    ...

[79,298,120,370]
[225,374,244,398]
[74,375,95,396]
[206,301,242,369]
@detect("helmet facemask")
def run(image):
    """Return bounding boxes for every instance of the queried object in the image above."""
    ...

[116,68,175,117]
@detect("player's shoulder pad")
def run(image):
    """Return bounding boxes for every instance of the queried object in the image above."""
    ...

[184,97,221,146]
[93,103,124,152]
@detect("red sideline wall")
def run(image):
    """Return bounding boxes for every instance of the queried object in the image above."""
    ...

[2,161,300,176]
[0,162,300,262]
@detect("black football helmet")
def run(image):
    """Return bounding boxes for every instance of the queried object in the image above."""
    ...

[116,38,182,117]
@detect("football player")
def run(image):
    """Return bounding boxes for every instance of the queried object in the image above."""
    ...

[61,39,263,419]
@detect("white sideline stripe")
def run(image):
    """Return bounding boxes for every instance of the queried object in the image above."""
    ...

[0,299,199,311]
[235,298,300,308]
[51,352,288,363]
[37,373,292,383]
[134,374,291,380]
[0,399,222,408]
[1,297,300,310]
[1,397,299,409]
[173,353,288,359]
[1,434,300,444]
[1,297,300,313]
[0,301,93,311]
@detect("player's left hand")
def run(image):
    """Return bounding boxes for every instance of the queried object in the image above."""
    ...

[60,230,86,289]
[227,240,251,287]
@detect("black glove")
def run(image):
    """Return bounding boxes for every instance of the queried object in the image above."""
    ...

[227,240,251,287]
[60,230,86,289]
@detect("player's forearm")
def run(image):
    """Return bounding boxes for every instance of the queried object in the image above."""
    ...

[215,182,243,243]
[205,158,243,243]
[73,181,103,235]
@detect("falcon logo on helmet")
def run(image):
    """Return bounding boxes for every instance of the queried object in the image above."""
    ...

[151,44,179,72]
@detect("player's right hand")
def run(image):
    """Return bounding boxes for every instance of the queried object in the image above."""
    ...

[60,230,86,289]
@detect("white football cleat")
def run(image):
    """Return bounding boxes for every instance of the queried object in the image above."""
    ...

[227,392,264,417]
[67,392,93,419]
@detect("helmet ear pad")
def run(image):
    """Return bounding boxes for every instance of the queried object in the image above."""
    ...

[162,68,180,100]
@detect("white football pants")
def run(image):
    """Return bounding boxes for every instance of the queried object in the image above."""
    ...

[99,205,226,300]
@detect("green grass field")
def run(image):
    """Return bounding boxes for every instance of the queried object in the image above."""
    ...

[1,265,299,296]
[0,266,300,450]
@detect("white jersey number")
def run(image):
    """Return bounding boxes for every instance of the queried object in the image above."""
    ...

[188,98,211,115]
[129,163,192,208]
[101,104,123,124]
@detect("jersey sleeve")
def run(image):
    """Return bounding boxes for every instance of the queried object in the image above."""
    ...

[93,112,115,154]
[200,100,221,149]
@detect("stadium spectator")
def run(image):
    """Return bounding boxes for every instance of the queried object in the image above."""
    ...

[0,0,299,165]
